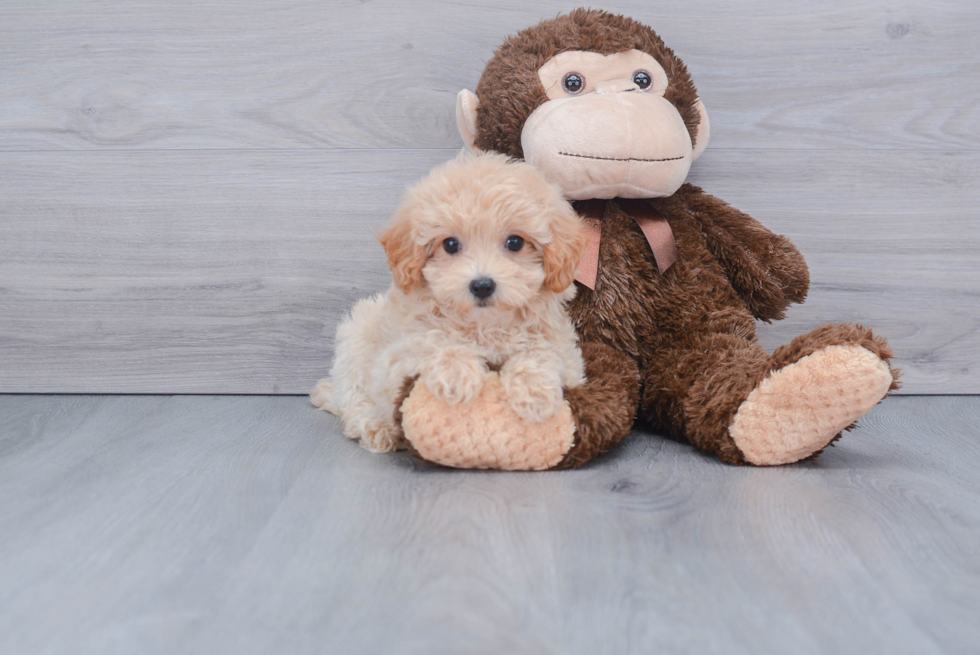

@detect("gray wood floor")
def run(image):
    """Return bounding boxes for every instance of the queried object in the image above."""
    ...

[2,0,979,394]
[1,394,978,654]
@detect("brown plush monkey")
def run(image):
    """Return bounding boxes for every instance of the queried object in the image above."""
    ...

[398,9,898,468]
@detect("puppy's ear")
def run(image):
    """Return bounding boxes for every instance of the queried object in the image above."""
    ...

[543,203,588,293]
[378,206,428,293]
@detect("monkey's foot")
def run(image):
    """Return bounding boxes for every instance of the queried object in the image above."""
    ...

[400,374,576,471]
[729,344,894,466]
[394,342,639,471]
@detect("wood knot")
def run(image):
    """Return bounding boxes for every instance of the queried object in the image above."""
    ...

[886,22,910,39]
[610,479,636,493]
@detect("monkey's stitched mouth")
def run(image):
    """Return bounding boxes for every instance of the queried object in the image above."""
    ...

[558,152,685,163]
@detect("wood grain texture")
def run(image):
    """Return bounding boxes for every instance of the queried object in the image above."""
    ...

[0,394,978,654]
[0,0,977,151]
[1,1,977,393]
[2,148,977,394]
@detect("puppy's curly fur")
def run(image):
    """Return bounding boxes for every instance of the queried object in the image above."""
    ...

[311,153,588,453]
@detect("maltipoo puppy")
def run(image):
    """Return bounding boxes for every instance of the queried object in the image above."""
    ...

[311,152,588,453]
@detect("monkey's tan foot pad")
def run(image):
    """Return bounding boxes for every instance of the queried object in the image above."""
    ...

[400,373,575,471]
[729,345,894,466]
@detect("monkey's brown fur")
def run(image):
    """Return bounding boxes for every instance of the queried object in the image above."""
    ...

[466,10,898,467]
[558,342,640,469]
[475,8,701,160]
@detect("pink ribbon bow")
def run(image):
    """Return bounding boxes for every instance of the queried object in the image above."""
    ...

[574,199,678,290]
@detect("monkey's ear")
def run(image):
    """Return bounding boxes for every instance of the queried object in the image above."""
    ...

[378,206,428,294]
[456,89,481,151]
[692,99,711,161]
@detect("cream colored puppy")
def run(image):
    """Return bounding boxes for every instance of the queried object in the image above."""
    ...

[311,153,588,453]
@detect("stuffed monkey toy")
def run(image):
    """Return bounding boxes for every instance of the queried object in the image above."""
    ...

[396,9,899,469]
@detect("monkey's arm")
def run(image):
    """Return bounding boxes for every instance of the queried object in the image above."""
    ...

[681,186,809,322]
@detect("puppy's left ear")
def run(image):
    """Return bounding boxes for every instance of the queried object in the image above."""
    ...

[543,203,589,293]
[378,205,428,293]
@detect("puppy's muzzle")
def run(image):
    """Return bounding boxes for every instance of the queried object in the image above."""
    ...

[469,277,496,301]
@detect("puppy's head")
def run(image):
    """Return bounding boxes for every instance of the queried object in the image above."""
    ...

[378,152,586,315]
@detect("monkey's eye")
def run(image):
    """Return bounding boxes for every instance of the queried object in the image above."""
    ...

[504,235,525,252]
[562,72,585,95]
[442,237,461,254]
[632,70,653,90]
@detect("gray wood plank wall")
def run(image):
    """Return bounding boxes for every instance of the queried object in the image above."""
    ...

[1,1,978,394]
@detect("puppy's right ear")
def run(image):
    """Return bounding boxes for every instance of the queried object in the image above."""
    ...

[378,206,428,294]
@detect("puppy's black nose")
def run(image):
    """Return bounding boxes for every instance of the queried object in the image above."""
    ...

[469,277,496,300]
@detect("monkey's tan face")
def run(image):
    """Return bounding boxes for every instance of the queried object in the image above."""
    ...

[521,49,702,200]
[457,48,710,201]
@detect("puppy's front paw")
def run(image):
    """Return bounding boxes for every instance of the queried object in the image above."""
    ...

[501,361,563,423]
[358,418,402,453]
[422,347,488,405]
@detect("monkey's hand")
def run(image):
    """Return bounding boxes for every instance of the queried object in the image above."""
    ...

[682,186,810,322]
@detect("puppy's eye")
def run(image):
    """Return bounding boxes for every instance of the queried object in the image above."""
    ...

[562,72,585,95]
[632,70,653,90]
[504,235,525,252]
[442,237,461,254]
